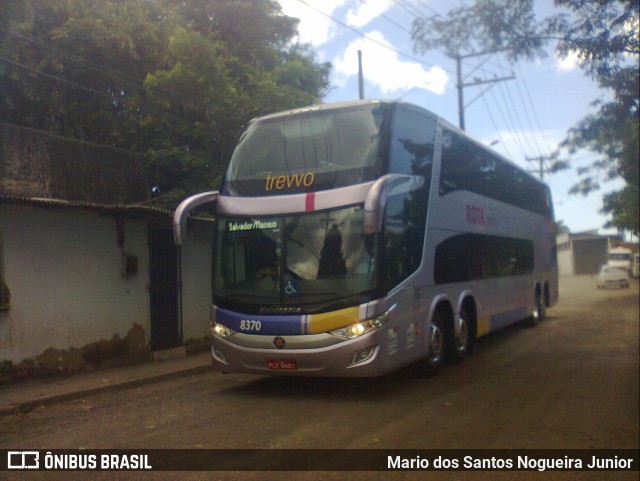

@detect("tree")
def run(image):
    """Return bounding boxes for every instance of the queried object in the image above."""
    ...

[0,0,331,207]
[411,0,639,234]
[0,0,172,148]
[563,65,639,234]
[555,219,570,234]
[144,0,331,203]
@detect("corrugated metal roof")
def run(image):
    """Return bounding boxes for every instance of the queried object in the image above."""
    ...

[0,195,216,225]
[0,194,172,217]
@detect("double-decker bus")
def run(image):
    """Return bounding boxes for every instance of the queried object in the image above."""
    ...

[173,100,558,377]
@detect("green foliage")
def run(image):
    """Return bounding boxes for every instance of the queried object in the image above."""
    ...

[601,187,639,235]
[565,75,639,188]
[411,0,639,233]
[1,0,172,147]
[412,0,545,62]
[412,0,639,83]
[0,0,331,207]
[555,219,570,234]
[563,65,639,235]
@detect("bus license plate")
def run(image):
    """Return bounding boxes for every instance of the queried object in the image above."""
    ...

[267,359,297,370]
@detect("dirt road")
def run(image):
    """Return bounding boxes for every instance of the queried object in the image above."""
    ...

[1,276,638,481]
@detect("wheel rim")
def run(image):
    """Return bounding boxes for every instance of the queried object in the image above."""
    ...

[532,304,540,320]
[454,314,469,354]
[533,294,543,320]
[429,321,443,365]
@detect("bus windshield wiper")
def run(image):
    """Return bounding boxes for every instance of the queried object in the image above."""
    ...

[221,293,278,302]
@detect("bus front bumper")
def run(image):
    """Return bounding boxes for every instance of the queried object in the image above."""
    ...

[209,331,393,378]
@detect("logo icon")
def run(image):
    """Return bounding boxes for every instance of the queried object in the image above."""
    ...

[8,451,39,470]
[282,278,299,296]
[273,337,286,349]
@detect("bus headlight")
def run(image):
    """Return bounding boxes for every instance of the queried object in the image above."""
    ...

[211,321,236,339]
[329,305,395,340]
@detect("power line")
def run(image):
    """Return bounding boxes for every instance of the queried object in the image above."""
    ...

[295,0,454,74]
[1,121,146,158]
[389,2,606,219]
[481,63,602,212]
[454,50,515,131]
[392,0,429,19]
[526,154,556,180]
[413,0,445,18]
[515,63,556,154]
[0,50,212,130]
[480,94,514,161]
[0,28,206,113]
[512,62,601,206]
[496,78,536,154]
[462,52,502,82]
[0,28,146,91]
[512,76,545,155]
[0,55,117,100]
[354,0,411,35]
[494,56,540,155]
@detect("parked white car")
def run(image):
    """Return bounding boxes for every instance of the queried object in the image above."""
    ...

[596,265,630,289]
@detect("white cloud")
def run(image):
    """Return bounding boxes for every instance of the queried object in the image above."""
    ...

[556,50,581,72]
[346,0,394,28]
[333,32,449,95]
[278,0,348,46]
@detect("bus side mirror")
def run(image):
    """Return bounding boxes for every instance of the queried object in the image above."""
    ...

[173,191,219,245]
[363,174,422,235]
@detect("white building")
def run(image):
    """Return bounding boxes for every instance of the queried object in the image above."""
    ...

[0,197,214,372]
[0,123,214,376]
[556,231,626,276]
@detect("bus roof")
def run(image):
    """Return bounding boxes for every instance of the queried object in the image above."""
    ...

[249,99,431,123]
[248,99,548,190]
[247,100,376,124]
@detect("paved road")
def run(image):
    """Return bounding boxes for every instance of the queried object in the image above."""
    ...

[1,276,638,481]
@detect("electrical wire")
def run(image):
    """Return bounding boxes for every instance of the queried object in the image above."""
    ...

[295,0,454,74]
[354,0,412,35]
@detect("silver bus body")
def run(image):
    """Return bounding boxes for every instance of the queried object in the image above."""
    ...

[174,100,558,377]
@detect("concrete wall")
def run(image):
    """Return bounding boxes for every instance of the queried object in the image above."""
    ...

[0,203,151,363]
[1,122,147,204]
[557,233,573,276]
[0,202,214,367]
[573,238,608,275]
[556,233,610,276]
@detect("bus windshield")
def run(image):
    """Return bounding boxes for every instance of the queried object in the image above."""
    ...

[215,205,378,314]
[223,103,388,196]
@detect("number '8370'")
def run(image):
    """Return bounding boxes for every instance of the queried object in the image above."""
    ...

[239,320,262,332]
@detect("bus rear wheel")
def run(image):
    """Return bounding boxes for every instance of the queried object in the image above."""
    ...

[447,308,472,363]
[424,312,445,375]
[528,290,545,327]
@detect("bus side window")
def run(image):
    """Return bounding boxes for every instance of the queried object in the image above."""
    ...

[383,192,426,289]
[439,127,552,218]
[439,129,466,195]
[389,108,435,175]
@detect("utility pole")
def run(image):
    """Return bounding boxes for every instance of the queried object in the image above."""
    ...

[455,50,515,131]
[526,154,556,181]
[456,55,464,130]
[358,50,365,100]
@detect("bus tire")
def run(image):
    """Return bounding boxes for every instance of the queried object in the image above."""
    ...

[424,311,445,375]
[447,306,473,363]
[528,289,545,327]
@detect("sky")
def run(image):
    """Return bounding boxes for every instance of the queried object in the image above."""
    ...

[277,0,625,235]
